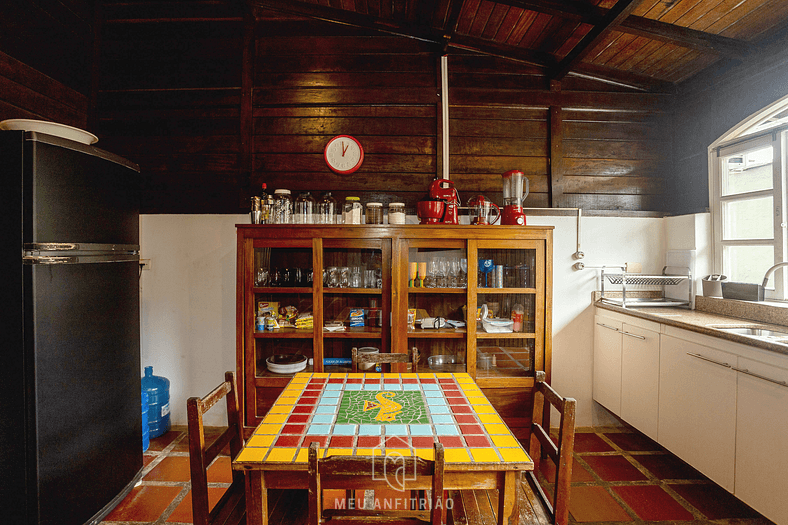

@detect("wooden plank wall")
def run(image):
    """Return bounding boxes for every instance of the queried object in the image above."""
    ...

[87,2,671,214]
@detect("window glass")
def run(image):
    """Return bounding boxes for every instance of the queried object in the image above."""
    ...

[723,245,774,284]
[722,196,773,240]
[722,146,772,196]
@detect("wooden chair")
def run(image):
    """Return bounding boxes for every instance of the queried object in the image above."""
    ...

[526,370,577,525]
[351,346,420,373]
[187,371,246,525]
[308,442,445,525]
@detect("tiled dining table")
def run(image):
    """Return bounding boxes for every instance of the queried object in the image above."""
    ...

[232,371,533,525]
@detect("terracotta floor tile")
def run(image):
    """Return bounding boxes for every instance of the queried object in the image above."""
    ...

[634,454,706,481]
[166,487,227,523]
[568,486,633,522]
[613,485,695,521]
[147,429,184,452]
[669,483,761,520]
[538,457,595,483]
[207,456,234,483]
[145,455,191,482]
[104,485,182,522]
[573,432,615,453]
[582,455,648,482]
[604,432,662,452]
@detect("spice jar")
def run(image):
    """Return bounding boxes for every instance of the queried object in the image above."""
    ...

[365,202,383,225]
[294,192,316,224]
[342,196,363,224]
[387,202,406,224]
[272,189,293,224]
[316,192,337,224]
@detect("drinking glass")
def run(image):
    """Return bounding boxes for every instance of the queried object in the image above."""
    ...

[327,266,339,288]
[437,257,448,288]
[409,262,418,287]
[425,258,438,288]
[365,269,377,288]
[459,258,468,288]
[448,258,460,288]
[256,267,269,287]
[349,267,362,288]
[339,266,350,288]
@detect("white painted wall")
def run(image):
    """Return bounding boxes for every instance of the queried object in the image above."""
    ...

[139,213,707,427]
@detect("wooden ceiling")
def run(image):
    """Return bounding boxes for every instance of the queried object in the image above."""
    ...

[251,0,788,91]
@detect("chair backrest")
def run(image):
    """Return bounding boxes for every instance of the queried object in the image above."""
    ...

[351,346,420,373]
[308,442,445,525]
[187,371,246,525]
[528,370,577,525]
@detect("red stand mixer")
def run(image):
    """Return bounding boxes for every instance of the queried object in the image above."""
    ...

[417,179,460,224]
[501,169,530,225]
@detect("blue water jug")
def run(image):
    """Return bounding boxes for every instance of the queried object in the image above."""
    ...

[142,366,171,439]
[141,390,150,452]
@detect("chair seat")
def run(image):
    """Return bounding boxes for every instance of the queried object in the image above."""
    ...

[206,481,246,525]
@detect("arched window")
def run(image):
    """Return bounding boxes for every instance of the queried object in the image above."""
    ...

[709,95,788,300]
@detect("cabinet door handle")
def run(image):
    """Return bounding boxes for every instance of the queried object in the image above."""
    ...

[596,323,619,332]
[686,352,732,368]
[732,367,788,387]
[621,331,646,340]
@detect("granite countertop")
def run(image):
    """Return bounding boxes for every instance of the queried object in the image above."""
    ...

[595,295,788,356]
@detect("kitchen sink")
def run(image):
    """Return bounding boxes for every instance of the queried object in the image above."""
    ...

[707,325,788,341]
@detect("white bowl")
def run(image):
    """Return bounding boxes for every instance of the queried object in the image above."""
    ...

[266,354,307,374]
[0,119,98,145]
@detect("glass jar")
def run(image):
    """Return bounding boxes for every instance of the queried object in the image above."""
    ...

[294,192,316,224]
[342,196,363,224]
[272,189,293,224]
[316,192,337,224]
[387,202,406,224]
[365,202,383,225]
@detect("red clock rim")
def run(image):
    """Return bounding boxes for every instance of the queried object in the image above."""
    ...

[324,135,364,174]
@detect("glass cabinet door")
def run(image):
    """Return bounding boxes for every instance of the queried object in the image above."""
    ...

[405,240,468,373]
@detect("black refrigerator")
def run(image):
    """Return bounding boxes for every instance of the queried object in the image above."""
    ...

[0,130,144,525]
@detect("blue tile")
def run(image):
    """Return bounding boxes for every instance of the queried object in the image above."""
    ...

[409,424,433,436]
[427,405,451,414]
[421,384,440,390]
[384,424,408,435]
[358,425,382,436]
[325,384,343,391]
[363,384,381,391]
[316,405,337,414]
[311,414,334,424]
[382,384,402,391]
[307,424,331,435]
[344,383,362,390]
[434,425,459,436]
[426,397,447,405]
[431,414,454,424]
[424,390,444,398]
[319,397,340,406]
[402,384,420,391]
[332,424,356,435]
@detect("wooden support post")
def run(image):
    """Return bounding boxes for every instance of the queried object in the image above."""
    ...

[549,92,564,209]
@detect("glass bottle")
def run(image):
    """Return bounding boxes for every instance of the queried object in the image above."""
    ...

[272,189,293,224]
[259,183,274,224]
[365,202,383,224]
[317,192,337,224]
[342,196,363,224]
[294,192,316,224]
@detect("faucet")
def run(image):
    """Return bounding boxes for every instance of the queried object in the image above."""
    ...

[761,261,788,287]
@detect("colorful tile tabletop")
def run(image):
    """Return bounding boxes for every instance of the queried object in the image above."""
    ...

[233,372,532,468]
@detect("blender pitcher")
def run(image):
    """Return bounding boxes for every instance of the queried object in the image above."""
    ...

[502,169,529,225]
[468,195,500,225]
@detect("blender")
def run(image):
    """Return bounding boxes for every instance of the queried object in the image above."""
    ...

[501,169,529,225]
[467,195,500,225]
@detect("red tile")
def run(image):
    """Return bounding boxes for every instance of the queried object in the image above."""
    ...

[582,455,647,482]
[167,487,228,522]
[454,414,477,424]
[207,456,234,483]
[357,436,381,448]
[330,435,355,447]
[293,405,314,414]
[635,454,705,480]
[613,485,694,521]
[104,485,182,522]
[402,379,418,383]
[287,414,310,424]
[346,378,363,383]
[145,456,191,482]
[604,431,661,452]
[301,392,320,398]
[411,437,435,448]
[567,486,632,522]
[297,399,317,406]
[304,435,329,447]
[386,436,409,448]
[309,378,327,384]
[450,405,472,414]
[147,429,183,452]
[464,435,491,447]
[459,424,483,435]
[328,378,344,383]
[420,378,436,383]
[538,457,594,483]
[669,483,761,520]
[439,436,464,448]
[275,435,303,447]
[573,432,614,453]
[282,424,306,434]
[143,454,156,467]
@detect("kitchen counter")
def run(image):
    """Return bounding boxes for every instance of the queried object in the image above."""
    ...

[596,298,788,356]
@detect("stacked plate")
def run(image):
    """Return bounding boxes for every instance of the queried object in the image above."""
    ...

[266,354,307,374]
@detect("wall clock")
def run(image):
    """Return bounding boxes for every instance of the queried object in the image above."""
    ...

[324,135,364,174]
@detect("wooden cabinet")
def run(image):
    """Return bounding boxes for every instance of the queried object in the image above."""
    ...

[236,225,553,435]
[658,334,737,491]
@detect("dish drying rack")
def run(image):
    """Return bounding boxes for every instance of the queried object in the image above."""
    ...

[600,266,692,308]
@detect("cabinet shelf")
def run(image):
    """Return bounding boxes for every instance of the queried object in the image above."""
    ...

[477,332,535,339]
[478,288,536,294]
[323,327,382,338]
[253,286,313,294]
[408,288,467,294]
[254,328,314,338]
[408,328,467,338]
[324,288,381,294]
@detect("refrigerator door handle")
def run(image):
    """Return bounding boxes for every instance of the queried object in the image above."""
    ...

[23,255,77,265]
[24,242,139,253]
[23,253,140,265]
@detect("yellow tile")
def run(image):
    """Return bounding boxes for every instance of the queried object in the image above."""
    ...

[235,447,268,462]
[326,448,354,457]
[266,448,297,462]
[355,448,382,457]
[246,435,275,447]
[417,373,435,379]
[294,373,311,379]
[455,374,473,382]
[294,448,310,463]
[262,414,288,424]
[312,373,329,378]
[444,449,471,463]
[435,373,452,379]
[461,386,483,394]
[383,373,399,378]
[467,397,489,405]
[471,448,501,462]
[255,424,283,435]
[385,448,412,457]
[363,373,382,379]
[415,448,434,460]
[499,448,531,463]
[484,424,510,435]
[280,390,301,398]
[277,398,296,405]
[491,435,520,448]
[270,405,291,414]
[473,405,496,414]
[347,373,364,379]
[328,373,347,379]
[401,373,417,379]
[478,414,503,424]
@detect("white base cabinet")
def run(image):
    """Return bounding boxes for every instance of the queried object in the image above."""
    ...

[593,315,623,415]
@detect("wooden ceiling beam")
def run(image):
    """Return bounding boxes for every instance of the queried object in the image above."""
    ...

[493,0,753,59]
[550,0,644,81]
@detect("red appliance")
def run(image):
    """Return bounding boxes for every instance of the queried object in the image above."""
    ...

[501,169,530,225]
[467,195,500,225]
[417,179,460,224]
